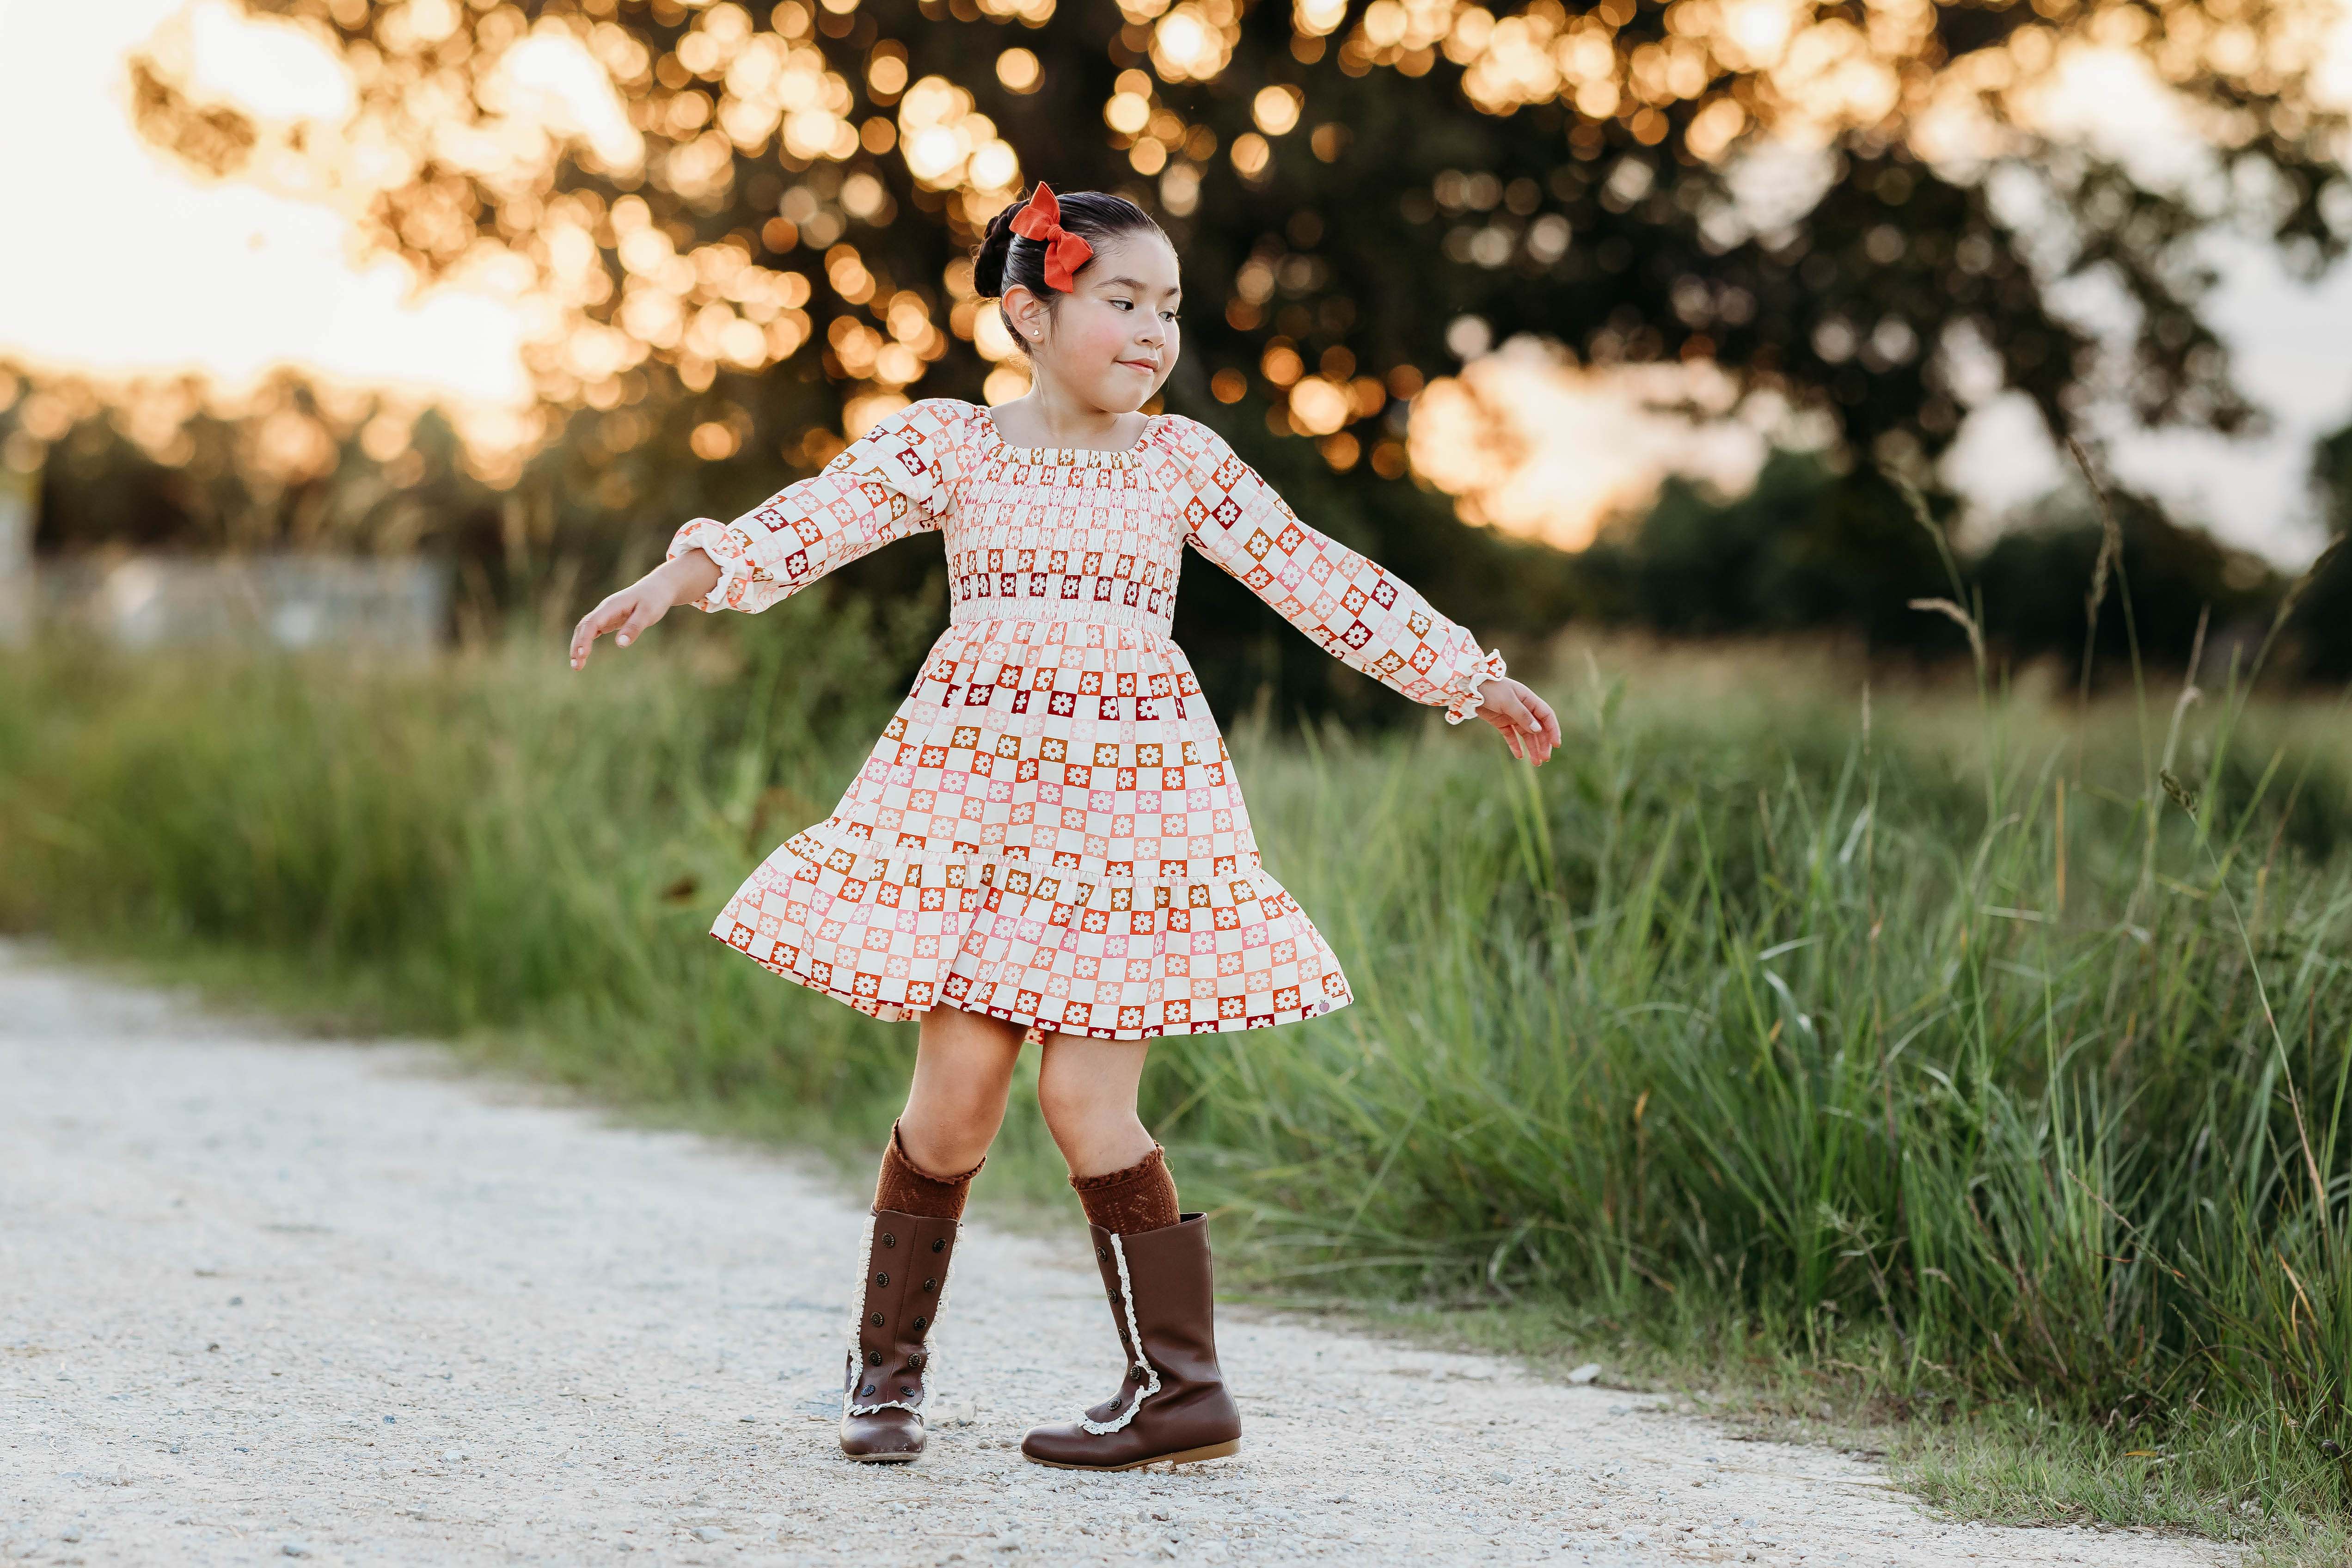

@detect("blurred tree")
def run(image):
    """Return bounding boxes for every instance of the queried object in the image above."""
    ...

[1574,452,1949,645]
[2313,418,2352,540]
[95,0,2351,704]
[145,0,2334,455]
[1569,444,2280,674]
[18,374,505,576]
[1971,482,2278,674]
[2278,416,2352,681]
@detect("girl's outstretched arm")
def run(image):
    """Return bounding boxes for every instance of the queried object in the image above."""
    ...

[569,398,973,668]
[1172,421,1561,764]
[569,547,719,669]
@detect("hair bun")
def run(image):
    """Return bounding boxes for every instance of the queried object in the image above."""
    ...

[973,202,1020,297]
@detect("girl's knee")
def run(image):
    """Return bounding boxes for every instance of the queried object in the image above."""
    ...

[909,1079,1005,1134]
[1036,1069,1115,1137]
[1039,1086,1148,1162]
[1032,1069,1084,1133]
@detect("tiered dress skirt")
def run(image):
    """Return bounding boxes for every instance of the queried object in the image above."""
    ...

[711,603,1350,1039]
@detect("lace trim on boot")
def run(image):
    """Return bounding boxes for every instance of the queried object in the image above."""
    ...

[1078,1232,1162,1435]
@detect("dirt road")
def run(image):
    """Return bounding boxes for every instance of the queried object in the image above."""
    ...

[0,945,2233,1566]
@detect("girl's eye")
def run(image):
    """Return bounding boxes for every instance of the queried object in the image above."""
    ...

[1110,299,1134,311]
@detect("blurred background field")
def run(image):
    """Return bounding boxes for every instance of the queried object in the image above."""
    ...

[11,0,2352,1555]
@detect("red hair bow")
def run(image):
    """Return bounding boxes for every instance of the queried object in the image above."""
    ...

[1008,182,1094,293]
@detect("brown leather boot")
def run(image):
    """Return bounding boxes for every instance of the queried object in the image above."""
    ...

[839,1208,957,1462]
[1021,1213,1242,1471]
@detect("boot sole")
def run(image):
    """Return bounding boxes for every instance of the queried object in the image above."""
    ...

[841,1448,921,1463]
[1024,1439,1240,1472]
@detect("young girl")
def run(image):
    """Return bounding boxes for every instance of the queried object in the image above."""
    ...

[569,183,1561,1471]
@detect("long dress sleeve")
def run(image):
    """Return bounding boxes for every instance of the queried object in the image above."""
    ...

[1161,416,1507,723]
[665,398,970,613]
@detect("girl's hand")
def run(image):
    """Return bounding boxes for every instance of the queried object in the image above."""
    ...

[569,550,722,669]
[1474,676,1561,766]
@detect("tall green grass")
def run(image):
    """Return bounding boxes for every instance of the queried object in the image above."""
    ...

[7,586,2352,1544]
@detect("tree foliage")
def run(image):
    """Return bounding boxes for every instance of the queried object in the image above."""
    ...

[39,0,2351,703]
[138,0,2334,452]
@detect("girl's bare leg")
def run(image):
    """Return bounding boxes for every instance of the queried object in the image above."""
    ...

[896,1006,1025,1175]
[1035,1033,1155,1179]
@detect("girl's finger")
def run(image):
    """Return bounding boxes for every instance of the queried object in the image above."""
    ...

[572,607,608,666]
[572,598,624,668]
[570,615,598,669]
[1537,696,1562,749]
[616,595,661,649]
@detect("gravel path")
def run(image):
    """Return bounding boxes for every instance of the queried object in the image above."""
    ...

[1,945,2237,1567]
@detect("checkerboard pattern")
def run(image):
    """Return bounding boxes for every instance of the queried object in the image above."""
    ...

[667,398,1507,1039]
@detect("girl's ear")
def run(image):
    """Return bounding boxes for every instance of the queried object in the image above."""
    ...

[1001,284,1050,349]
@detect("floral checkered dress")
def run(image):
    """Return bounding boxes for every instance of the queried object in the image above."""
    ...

[668,398,1506,1040]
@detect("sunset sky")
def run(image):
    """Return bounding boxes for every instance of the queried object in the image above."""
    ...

[2,0,2349,563]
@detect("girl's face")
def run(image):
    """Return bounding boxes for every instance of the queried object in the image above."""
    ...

[1006,232,1182,412]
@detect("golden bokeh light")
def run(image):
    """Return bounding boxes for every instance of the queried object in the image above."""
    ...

[1104,90,1153,135]
[866,53,907,97]
[689,420,741,460]
[1286,375,1351,435]
[896,74,1024,208]
[1251,85,1304,135]
[1158,160,1202,214]
[982,363,1031,405]
[995,47,1041,92]
[1293,0,1351,38]
[1152,2,1240,82]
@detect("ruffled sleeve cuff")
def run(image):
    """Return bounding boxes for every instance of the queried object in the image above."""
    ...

[666,517,753,613]
[1441,647,1510,725]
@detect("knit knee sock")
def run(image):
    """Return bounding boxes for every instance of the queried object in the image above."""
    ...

[1071,1145,1180,1235]
[873,1121,984,1221]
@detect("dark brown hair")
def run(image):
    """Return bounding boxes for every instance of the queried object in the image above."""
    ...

[972,186,1166,350]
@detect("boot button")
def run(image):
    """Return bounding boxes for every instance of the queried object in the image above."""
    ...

[867,1351,882,1366]
[909,1353,925,1370]
[881,1232,897,1248]
[861,1383,875,1396]
[1095,1246,1109,1261]
[874,1271,889,1287]
[870,1312,886,1327]
[911,1315,926,1331]
[931,1237,945,1252]
[900,1385,915,1396]
[923,1278,937,1292]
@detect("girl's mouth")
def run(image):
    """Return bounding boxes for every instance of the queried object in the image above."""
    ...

[1119,359,1157,374]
